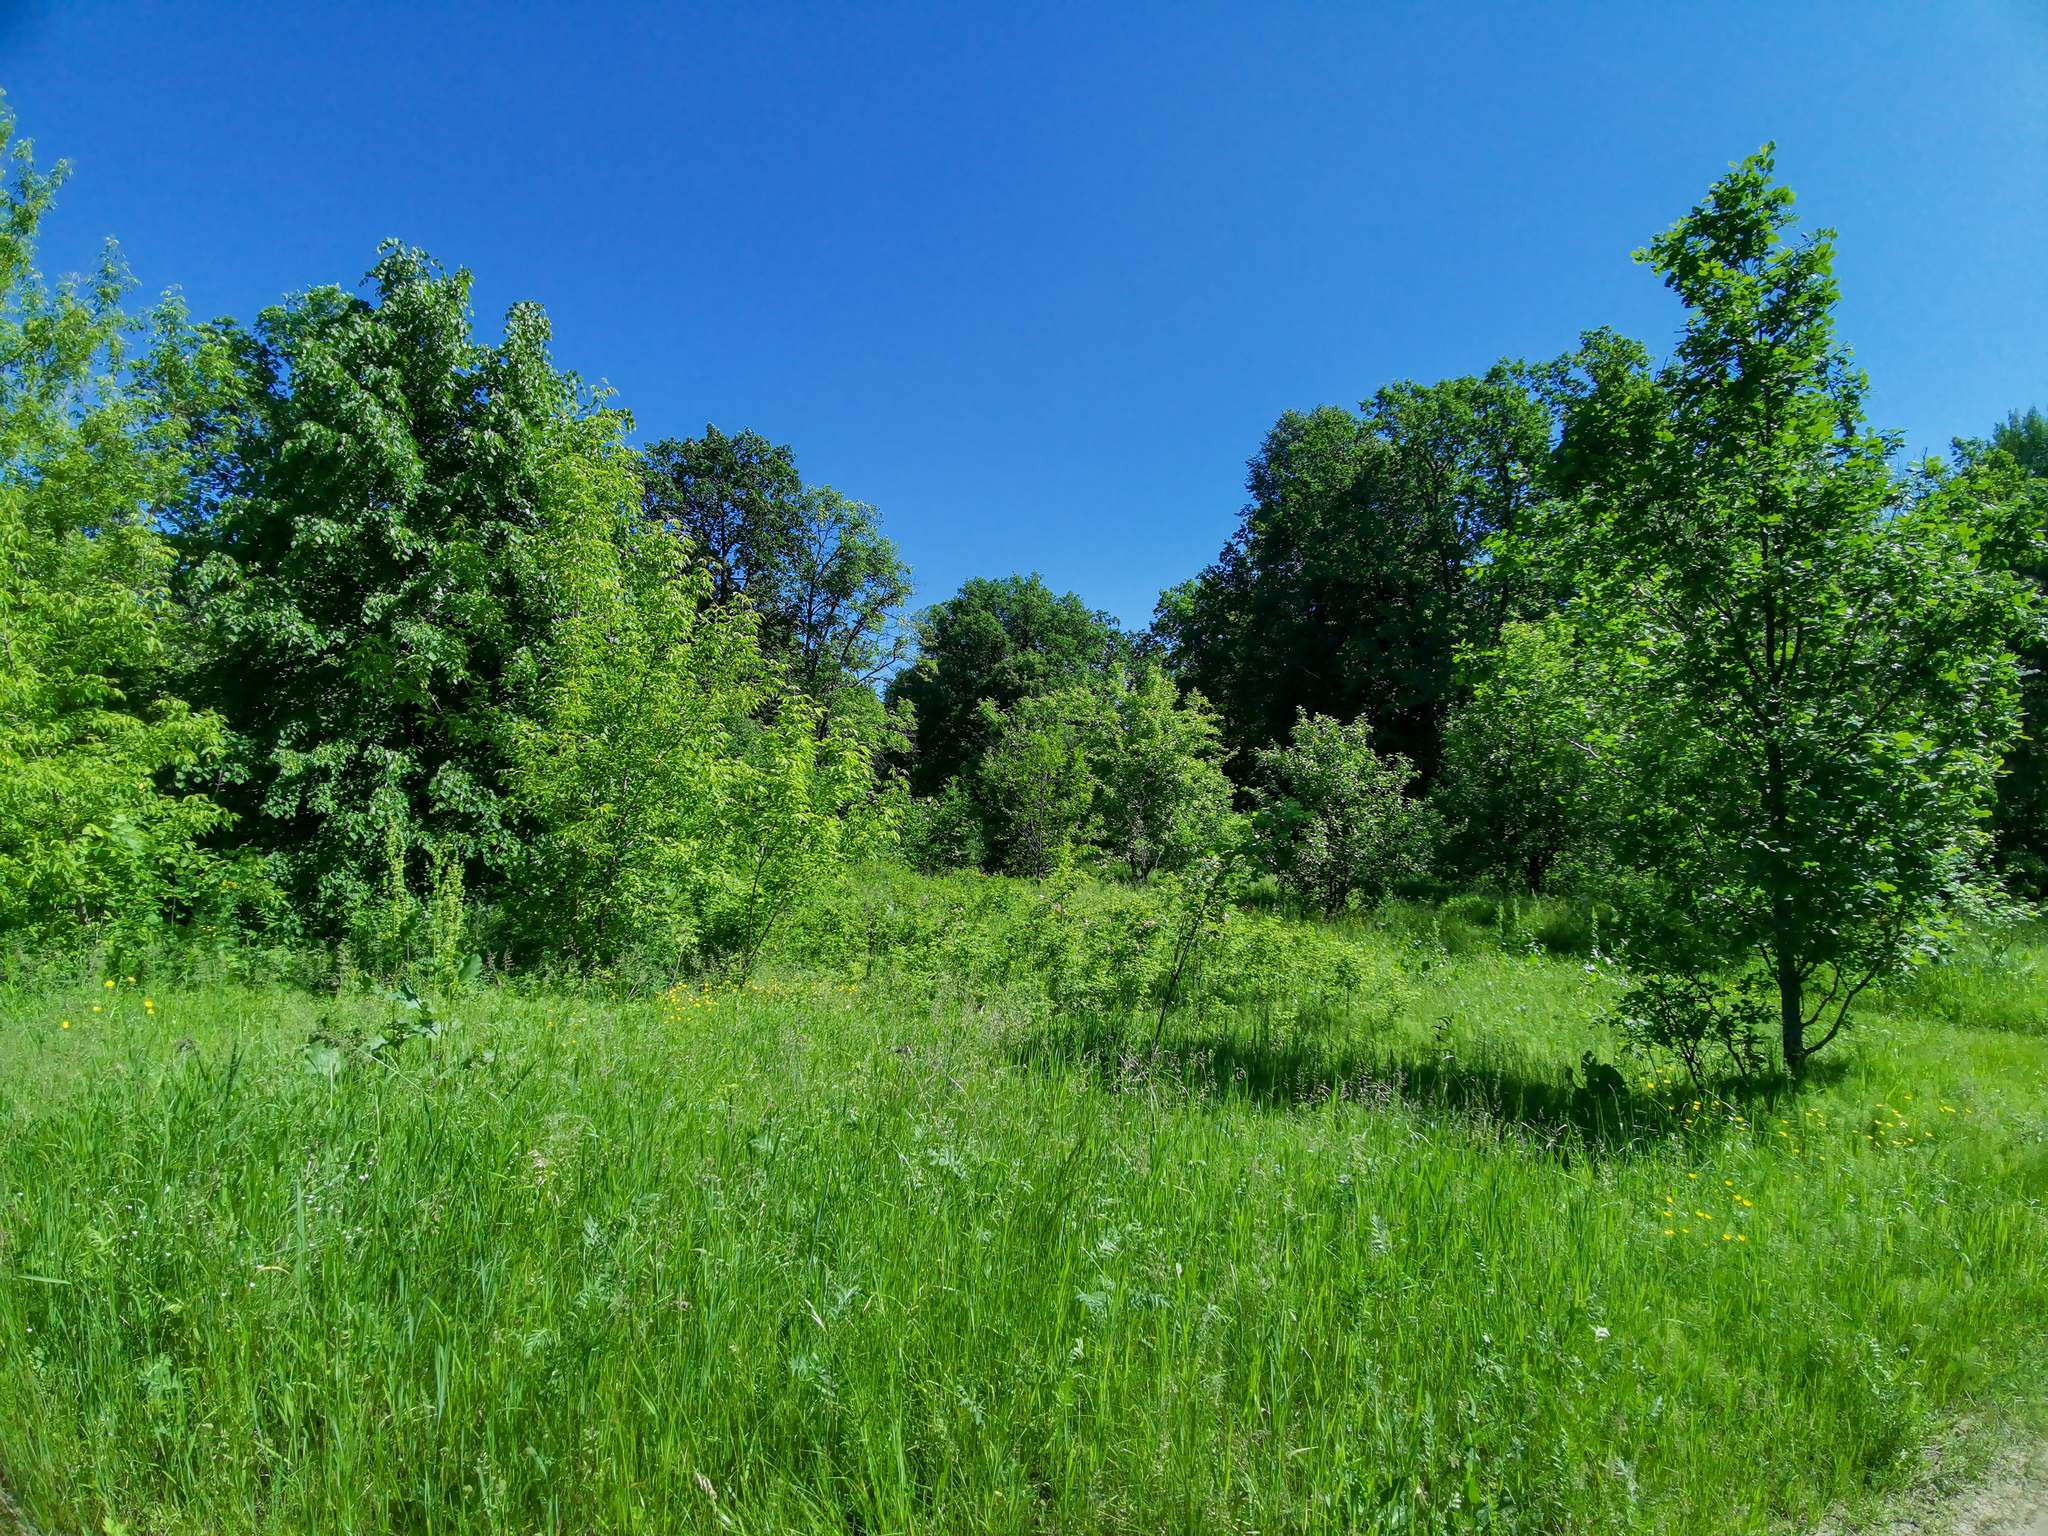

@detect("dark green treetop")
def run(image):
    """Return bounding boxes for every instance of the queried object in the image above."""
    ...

[1156,370,1550,780]
[641,426,913,723]
[887,573,1124,795]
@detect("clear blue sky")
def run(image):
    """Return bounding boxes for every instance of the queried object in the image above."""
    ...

[4,2,2044,628]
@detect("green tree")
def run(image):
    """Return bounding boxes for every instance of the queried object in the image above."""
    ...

[1251,711,1430,914]
[969,691,1097,879]
[1992,407,2048,477]
[1433,620,1603,892]
[1157,371,1551,778]
[1077,666,1236,882]
[641,427,912,726]
[1956,412,2048,896]
[504,432,878,975]
[887,573,1124,794]
[0,111,235,944]
[1553,148,2035,1070]
[162,246,610,931]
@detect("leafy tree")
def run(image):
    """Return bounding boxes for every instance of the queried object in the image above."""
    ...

[1250,711,1430,914]
[639,426,803,608]
[969,691,1097,879]
[1552,148,2035,1071]
[161,245,610,931]
[1077,667,1236,882]
[960,666,1236,882]
[1956,412,2048,896]
[1433,620,1603,891]
[1992,407,2048,477]
[1157,371,1551,778]
[0,113,235,944]
[504,432,877,975]
[641,427,912,724]
[887,573,1123,794]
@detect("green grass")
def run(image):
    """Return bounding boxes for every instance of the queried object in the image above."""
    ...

[1,906,2045,1533]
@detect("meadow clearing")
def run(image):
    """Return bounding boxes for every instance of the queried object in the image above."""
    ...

[1,886,2044,1535]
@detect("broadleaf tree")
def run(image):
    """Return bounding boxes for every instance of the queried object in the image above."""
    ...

[1155,372,1552,779]
[888,573,1125,794]
[641,426,913,730]
[1552,148,2036,1070]
[1251,711,1431,915]
[0,112,237,945]
[1433,620,1604,892]
[160,246,611,933]
[503,431,880,975]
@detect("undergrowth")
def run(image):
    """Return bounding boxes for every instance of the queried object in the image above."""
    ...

[0,880,2044,1534]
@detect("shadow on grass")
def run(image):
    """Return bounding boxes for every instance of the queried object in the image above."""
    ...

[1006,1009,1846,1159]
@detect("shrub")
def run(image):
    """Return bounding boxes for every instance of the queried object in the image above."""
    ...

[1251,710,1431,913]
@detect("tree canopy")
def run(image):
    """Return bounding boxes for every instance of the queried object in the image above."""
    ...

[886,573,1125,795]
[1549,147,2034,1069]
[1156,372,1551,779]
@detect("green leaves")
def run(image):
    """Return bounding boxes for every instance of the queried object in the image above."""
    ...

[640,426,913,726]
[166,244,616,931]
[0,104,241,945]
[887,574,1126,795]
[1551,147,2038,1066]
[1159,371,1552,777]
[1250,711,1430,915]
[501,433,882,975]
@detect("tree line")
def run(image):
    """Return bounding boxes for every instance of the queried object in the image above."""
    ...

[4,106,2043,1070]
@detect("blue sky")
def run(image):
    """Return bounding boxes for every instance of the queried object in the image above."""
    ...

[4,2,2044,628]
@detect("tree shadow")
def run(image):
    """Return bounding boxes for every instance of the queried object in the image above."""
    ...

[1005,1008,1849,1160]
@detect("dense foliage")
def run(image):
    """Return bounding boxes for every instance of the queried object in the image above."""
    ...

[1,105,2040,1079]
[641,425,912,733]
[885,572,1126,794]
[1155,372,1550,778]
[0,120,235,946]
[163,246,603,931]
[1549,149,2033,1067]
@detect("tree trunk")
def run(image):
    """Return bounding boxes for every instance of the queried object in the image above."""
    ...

[1776,936,1804,1073]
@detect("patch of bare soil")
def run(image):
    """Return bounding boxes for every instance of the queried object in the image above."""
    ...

[0,1478,38,1536]
[1820,1443,2048,1536]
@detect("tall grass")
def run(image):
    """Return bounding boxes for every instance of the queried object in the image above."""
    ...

[1,912,2045,1533]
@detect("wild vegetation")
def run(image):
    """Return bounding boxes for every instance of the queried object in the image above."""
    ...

[4,93,2048,1533]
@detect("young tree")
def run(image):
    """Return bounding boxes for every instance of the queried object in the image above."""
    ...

[1554,148,2035,1070]
[969,691,1097,878]
[1251,711,1430,914]
[0,113,233,943]
[504,426,879,974]
[1079,667,1236,882]
[887,573,1124,794]
[1156,371,1552,778]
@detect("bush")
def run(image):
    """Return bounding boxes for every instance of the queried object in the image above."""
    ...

[1251,711,1432,914]
[772,862,1408,1036]
[1611,971,1774,1082]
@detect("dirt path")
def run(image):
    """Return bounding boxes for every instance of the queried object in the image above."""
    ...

[1823,1444,2048,1536]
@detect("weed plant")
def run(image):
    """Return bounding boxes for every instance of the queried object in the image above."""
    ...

[0,897,2044,1533]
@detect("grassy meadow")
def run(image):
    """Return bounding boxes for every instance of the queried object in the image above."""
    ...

[1,883,2046,1534]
